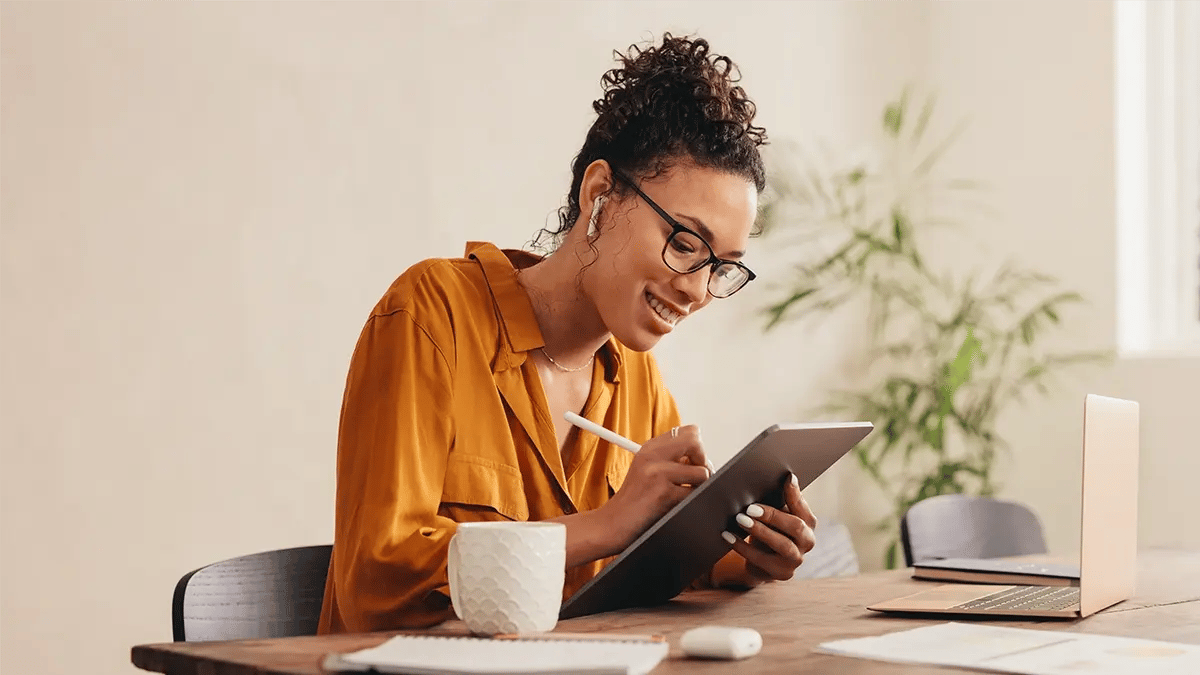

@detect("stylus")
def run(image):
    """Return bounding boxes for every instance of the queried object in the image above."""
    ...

[564,411,641,452]
[564,411,715,474]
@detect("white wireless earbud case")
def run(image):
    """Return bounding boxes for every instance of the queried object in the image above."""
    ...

[680,626,762,660]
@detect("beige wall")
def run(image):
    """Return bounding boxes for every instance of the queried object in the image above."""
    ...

[0,2,918,674]
[1,2,1195,675]
[917,0,1200,567]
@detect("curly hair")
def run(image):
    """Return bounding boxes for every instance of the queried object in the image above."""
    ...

[537,33,767,249]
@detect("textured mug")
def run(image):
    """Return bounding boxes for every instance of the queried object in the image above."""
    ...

[447,521,566,635]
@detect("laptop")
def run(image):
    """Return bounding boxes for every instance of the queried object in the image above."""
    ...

[868,394,1139,619]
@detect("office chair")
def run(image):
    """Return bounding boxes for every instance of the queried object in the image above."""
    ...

[900,494,1048,567]
[794,521,860,578]
[172,544,332,642]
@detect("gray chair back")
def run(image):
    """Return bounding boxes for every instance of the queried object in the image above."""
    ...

[172,544,332,642]
[900,494,1047,567]
[794,521,860,579]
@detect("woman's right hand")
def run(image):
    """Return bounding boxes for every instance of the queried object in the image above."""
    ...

[600,425,711,551]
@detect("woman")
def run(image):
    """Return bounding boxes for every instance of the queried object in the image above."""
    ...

[318,33,817,634]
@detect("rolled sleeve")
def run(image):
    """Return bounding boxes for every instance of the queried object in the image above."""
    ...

[322,310,457,632]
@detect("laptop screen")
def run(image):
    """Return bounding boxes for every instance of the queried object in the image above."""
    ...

[1078,394,1140,616]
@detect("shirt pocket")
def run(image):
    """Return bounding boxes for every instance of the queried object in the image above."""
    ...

[441,454,529,522]
[605,449,635,498]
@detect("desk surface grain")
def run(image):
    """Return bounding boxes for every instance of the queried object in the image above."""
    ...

[131,549,1200,675]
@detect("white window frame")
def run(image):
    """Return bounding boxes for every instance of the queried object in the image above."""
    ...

[1115,0,1200,356]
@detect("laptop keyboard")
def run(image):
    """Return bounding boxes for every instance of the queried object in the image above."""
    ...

[954,585,1080,612]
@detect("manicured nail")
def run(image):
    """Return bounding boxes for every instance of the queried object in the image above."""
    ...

[790,473,799,488]
[721,531,737,545]
[746,504,765,518]
[706,460,716,474]
[736,513,755,529]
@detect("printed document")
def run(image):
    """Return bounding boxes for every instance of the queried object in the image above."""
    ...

[818,622,1200,675]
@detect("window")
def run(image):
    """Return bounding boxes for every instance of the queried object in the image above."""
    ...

[1115,0,1200,355]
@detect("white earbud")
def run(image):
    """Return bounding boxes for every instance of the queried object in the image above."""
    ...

[587,197,606,238]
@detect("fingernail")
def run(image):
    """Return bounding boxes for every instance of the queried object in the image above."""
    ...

[746,504,765,518]
[721,531,737,545]
[736,513,755,529]
[790,473,799,488]
[706,460,716,474]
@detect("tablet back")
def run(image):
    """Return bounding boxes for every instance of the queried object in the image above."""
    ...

[559,422,873,619]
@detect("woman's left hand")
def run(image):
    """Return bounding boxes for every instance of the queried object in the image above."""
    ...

[722,473,817,582]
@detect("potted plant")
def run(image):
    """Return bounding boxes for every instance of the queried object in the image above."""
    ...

[758,91,1110,568]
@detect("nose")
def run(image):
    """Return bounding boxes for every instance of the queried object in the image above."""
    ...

[671,266,711,305]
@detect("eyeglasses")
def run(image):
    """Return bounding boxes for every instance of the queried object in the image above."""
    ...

[611,168,756,299]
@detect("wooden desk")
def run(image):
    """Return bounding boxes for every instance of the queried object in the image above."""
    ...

[132,549,1200,675]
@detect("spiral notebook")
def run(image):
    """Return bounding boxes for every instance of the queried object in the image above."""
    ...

[320,633,670,675]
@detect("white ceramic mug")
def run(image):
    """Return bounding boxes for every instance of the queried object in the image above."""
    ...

[447,521,566,635]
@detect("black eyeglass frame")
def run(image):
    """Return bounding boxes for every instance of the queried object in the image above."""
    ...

[609,168,757,299]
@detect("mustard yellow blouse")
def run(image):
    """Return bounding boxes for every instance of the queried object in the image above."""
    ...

[318,242,686,633]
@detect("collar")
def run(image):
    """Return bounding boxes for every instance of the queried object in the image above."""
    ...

[465,241,622,383]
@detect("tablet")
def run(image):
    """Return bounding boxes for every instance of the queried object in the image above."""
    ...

[559,421,873,619]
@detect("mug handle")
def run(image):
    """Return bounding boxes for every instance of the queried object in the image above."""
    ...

[447,532,464,620]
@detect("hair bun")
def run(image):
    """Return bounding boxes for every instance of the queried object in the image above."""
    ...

[594,33,767,154]
[539,33,767,249]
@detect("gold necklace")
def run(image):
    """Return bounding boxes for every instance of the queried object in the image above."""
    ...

[539,347,594,373]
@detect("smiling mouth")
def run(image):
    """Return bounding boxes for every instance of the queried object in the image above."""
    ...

[645,291,683,326]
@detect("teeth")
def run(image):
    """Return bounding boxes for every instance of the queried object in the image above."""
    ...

[645,292,681,325]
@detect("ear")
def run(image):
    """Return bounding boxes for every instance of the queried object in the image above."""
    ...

[576,159,614,228]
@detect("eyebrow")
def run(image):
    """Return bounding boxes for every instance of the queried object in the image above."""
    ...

[614,168,748,261]
[674,213,746,260]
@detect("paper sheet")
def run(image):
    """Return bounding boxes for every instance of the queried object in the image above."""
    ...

[818,622,1200,675]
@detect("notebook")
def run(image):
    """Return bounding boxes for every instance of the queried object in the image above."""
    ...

[868,394,1138,619]
[320,633,670,675]
[911,557,1080,587]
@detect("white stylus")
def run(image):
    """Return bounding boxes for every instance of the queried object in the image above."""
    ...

[564,411,641,452]
[563,411,715,474]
